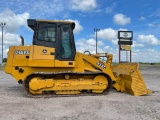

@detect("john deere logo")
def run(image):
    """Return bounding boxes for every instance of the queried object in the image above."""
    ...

[42,49,47,53]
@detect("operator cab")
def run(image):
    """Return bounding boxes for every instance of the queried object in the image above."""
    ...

[27,19,76,61]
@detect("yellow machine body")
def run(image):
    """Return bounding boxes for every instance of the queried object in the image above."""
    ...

[4,19,152,97]
[5,45,115,95]
[5,45,152,96]
[5,45,115,81]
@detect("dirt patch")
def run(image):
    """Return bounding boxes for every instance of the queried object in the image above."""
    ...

[0,66,160,120]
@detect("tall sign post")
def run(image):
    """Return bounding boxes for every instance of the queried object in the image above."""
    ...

[118,31,133,63]
[94,28,100,54]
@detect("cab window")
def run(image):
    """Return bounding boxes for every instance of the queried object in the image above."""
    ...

[37,23,56,42]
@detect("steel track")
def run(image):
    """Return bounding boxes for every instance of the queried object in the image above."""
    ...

[23,71,112,98]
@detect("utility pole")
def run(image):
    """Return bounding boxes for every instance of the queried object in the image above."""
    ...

[94,28,100,54]
[0,22,6,63]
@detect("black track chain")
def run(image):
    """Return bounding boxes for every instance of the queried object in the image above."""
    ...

[23,71,112,98]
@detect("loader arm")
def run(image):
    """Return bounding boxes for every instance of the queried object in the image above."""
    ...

[80,53,152,96]
[80,53,116,81]
[80,53,122,91]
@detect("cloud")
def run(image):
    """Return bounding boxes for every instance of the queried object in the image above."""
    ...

[148,23,160,30]
[148,23,155,27]
[2,33,21,45]
[132,41,144,48]
[113,14,131,25]
[98,28,117,40]
[0,32,21,58]
[137,34,160,45]
[117,48,160,63]
[132,49,160,62]
[65,19,83,34]
[76,38,106,54]
[75,37,160,62]
[31,0,66,18]
[0,0,71,19]
[149,8,160,17]
[105,7,113,14]
[105,2,117,14]
[139,16,145,20]
[111,39,118,45]
[70,0,97,12]
[95,28,129,42]
[75,38,119,61]
[0,9,29,33]
[76,38,96,53]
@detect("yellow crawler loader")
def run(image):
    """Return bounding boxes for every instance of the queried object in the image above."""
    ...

[5,19,152,97]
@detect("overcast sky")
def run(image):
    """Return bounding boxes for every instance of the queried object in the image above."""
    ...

[0,0,160,62]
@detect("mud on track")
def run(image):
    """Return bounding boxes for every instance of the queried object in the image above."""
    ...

[0,65,160,120]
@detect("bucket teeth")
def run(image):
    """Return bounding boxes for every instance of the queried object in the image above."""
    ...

[112,63,152,96]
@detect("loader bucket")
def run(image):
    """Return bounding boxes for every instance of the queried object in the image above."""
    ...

[112,63,152,96]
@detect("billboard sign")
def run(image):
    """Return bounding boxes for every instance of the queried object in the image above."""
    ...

[118,31,133,40]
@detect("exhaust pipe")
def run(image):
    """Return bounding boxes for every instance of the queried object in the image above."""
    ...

[20,35,24,46]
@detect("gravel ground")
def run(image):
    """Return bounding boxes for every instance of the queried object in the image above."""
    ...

[0,65,160,120]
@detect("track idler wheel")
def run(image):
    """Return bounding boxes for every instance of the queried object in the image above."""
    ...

[92,75,108,93]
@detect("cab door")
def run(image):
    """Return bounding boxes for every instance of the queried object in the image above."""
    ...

[58,24,76,61]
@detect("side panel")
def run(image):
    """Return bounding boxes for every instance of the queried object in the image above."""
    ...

[11,67,75,82]
[33,45,55,60]
[5,45,77,82]
[5,46,15,74]
[13,46,30,66]
[54,60,75,67]
[28,45,55,67]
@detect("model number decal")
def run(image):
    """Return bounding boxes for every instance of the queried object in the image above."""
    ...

[97,62,106,69]
[15,50,30,54]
